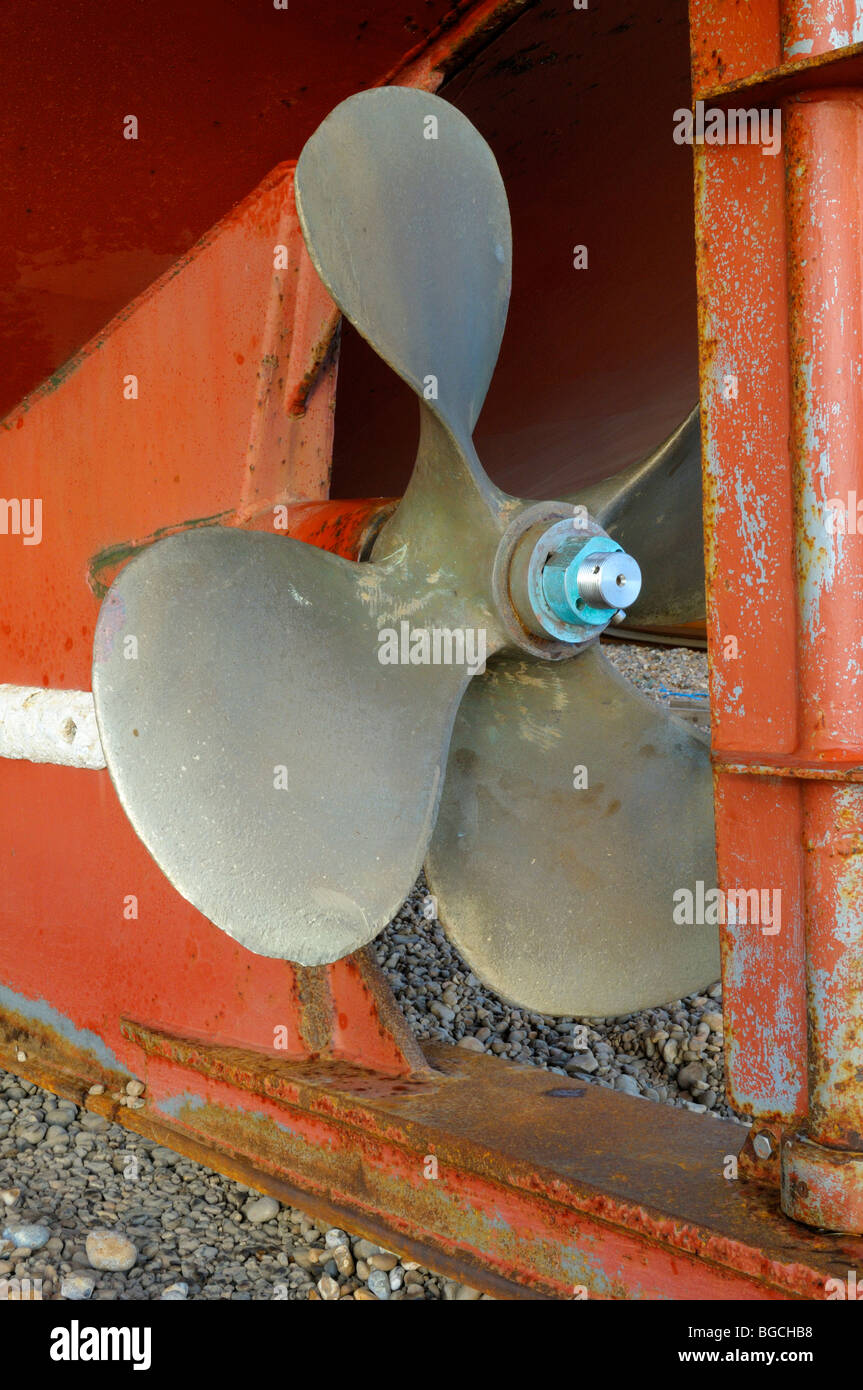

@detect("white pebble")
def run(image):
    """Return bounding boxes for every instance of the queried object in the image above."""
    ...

[244,1195,279,1224]
[86,1229,138,1272]
[62,1273,96,1300]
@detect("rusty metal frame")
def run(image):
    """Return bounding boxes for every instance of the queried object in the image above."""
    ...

[692,0,863,1235]
[4,0,863,1300]
[5,1004,863,1300]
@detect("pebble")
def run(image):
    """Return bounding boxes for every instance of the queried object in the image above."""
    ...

[325,1228,348,1248]
[62,1273,96,1300]
[151,1146,179,1166]
[614,1074,640,1096]
[161,1282,189,1300]
[368,1269,391,1300]
[85,1229,138,1272]
[317,1274,340,1300]
[125,1080,145,1097]
[44,1108,75,1128]
[677,1062,707,1092]
[456,1035,485,1052]
[3,1221,50,1249]
[17,1124,46,1146]
[244,1196,280,1224]
[79,1113,108,1133]
[368,1252,398,1272]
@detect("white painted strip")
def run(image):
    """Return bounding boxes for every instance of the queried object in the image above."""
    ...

[0,685,105,769]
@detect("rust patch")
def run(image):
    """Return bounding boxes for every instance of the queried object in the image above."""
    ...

[122,1019,438,1099]
[0,1004,129,1111]
[87,510,232,598]
[293,967,336,1057]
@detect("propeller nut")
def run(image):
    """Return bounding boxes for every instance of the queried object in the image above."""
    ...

[541,535,641,632]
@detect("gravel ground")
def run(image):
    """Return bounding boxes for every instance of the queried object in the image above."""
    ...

[602,637,709,700]
[1,641,731,1301]
[0,1091,482,1300]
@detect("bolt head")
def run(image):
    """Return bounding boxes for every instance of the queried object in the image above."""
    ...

[753,1130,774,1161]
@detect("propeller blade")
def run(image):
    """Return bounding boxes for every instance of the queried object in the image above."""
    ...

[297,85,515,616]
[426,643,718,1016]
[571,408,705,630]
[92,526,481,965]
[296,86,511,450]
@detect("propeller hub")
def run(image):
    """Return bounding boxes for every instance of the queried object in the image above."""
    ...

[543,537,642,626]
[498,510,644,653]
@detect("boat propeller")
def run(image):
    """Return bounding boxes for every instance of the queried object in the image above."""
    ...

[93,87,718,1017]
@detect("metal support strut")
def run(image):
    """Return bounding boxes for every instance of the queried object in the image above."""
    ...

[693,0,863,1233]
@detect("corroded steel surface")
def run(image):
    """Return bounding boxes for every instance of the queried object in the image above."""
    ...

[715,752,863,781]
[0,758,422,1079]
[689,0,781,91]
[286,498,398,560]
[712,775,807,1124]
[783,1133,863,1233]
[379,0,533,91]
[4,1011,863,1299]
[691,0,863,1230]
[692,60,806,1125]
[0,164,339,692]
[0,0,532,417]
[784,89,863,1203]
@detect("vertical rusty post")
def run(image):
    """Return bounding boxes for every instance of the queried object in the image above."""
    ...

[780,75,863,1230]
[691,0,863,1230]
[691,0,807,1138]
